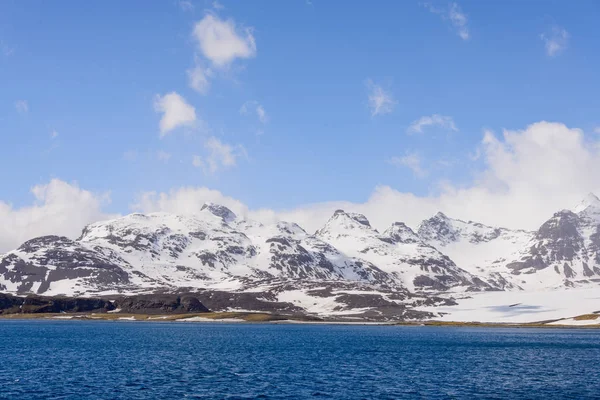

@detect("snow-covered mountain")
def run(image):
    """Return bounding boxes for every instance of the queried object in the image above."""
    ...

[416,193,600,291]
[2,194,600,320]
[504,193,600,289]
[418,212,534,289]
[315,210,489,292]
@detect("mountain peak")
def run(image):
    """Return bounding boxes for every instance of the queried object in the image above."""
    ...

[330,209,371,227]
[200,202,237,223]
[418,212,458,245]
[384,222,420,244]
[316,209,373,237]
[573,193,600,215]
[434,211,449,220]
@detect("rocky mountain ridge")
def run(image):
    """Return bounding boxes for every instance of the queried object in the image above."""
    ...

[2,194,600,320]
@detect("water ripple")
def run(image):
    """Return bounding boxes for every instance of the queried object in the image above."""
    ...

[1,321,599,399]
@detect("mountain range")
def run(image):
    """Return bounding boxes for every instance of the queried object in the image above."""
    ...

[2,194,600,320]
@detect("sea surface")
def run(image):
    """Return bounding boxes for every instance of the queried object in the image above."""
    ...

[1,321,599,399]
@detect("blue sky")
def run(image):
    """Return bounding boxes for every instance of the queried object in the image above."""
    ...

[2,0,600,238]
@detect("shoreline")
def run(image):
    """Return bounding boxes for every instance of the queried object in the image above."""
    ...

[2,312,600,328]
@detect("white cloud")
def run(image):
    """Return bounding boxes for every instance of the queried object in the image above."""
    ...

[15,100,28,114]
[187,65,212,95]
[388,153,427,178]
[51,130,59,139]
[179,1,194,11]
[240,101,268,124]
[448,3,469,40]
[7,122,600,254]
[212,1,224,10]
[0,180,114,252]
[192,155,204,168]
[135,121,600,235]
[594,127,600,134]
[408,114,458,134]
[192,14,256,68]
[157,151,172,163]
[424,2,470,40]
[256,105,268,124]
[193,136,245,174]
[134,187,249,218]
[153,92,197,136]
[541,26,569,57]
[366,80,395,117]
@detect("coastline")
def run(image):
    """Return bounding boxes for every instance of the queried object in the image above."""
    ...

[2,311,600,328]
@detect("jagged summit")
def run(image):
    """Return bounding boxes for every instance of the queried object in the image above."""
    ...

[383,222,420,244]
[574,192,600,212]
[200,202,237,223]
[418,212,459,245]
[573,193,600,222]
[434,211,449,219]
[328,209,371,227]
[5,195,600,311]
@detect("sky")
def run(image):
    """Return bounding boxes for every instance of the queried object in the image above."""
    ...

[1,0,600,251]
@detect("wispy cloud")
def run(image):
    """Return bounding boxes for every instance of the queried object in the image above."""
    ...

[240,101,268,124]
[153,92,197,137]
[388,153,427,178]
[408,114,458,134]
[212,1,224,10]
[423,2,470,40]
[51,130,59,139]
[448,3,469,40]
[541,26,569,57]
[179,1,194,11]
[193,137,245,174]
[366,80,395,117]
[187,64,212,95]
[15,100,29,114]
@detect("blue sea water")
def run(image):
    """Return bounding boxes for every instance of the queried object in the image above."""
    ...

[1,321,599,399]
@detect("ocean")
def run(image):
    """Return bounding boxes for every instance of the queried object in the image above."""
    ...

[1,321,599,399]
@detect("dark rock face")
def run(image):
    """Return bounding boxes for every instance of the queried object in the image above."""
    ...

[0,236,131,295]
[501,207,600,284]
[384,222,420,244]
[507,211,584,274]
[411,272,486,292]
[418,213,509,245]
[184,290,304,314]
[0,293,115,314]
[536,211,581,248]
[330,210,371,227]
[587,226,600,264]
[113,294,210,314]
[418,213,460,244]
[201,203,237,223]
[0,293,212,315]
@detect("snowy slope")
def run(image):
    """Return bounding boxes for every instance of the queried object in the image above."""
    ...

[504,194,600,289]
[315,210,491,292]
[418,212,534,289]
[0,204,400,298]
[2,195,600,321]
[418,287,600,323]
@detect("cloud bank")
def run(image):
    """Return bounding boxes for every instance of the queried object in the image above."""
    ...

[3,122,599,252]
[0,180,114,252]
